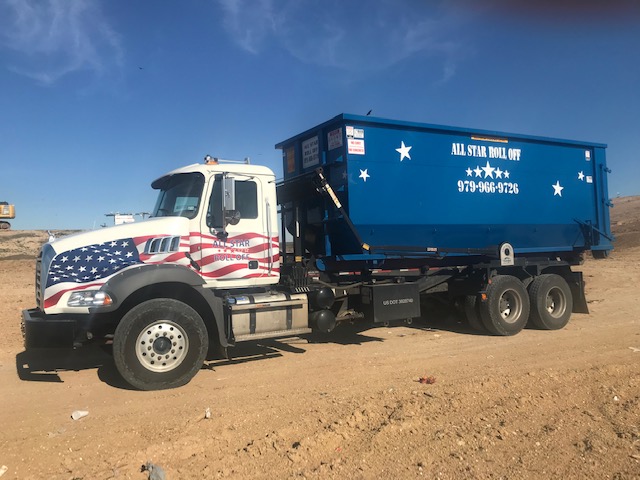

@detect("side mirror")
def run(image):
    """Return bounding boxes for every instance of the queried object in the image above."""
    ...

[225,209,241,225]
[216,175,240,239]
[223,176,236,211]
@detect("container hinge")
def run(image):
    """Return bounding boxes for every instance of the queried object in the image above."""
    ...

[314,168,370,252]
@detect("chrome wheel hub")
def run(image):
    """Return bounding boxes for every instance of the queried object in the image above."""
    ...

[135,321,188,373]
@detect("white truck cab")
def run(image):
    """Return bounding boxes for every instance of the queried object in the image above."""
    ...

[150,158,280,289]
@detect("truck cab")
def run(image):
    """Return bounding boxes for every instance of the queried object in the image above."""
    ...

[150,157,280,288]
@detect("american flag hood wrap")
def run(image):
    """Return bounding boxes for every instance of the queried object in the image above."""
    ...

[41,217,280,313]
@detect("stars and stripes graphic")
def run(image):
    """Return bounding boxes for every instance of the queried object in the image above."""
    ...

[189,232,280,280]
[46,239,143,288]
[43,232,281,310]
[43,237,149,309]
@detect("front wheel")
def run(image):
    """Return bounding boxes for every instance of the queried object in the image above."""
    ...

[113,298,209,390]
[479,275,530,336]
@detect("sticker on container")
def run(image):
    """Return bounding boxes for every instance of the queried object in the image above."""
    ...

[353,128,365,139]
[286,146,295,173]
[586,176,593,183]
[328,128,343,150]
[302,136,319,168]
[346,126,354,138]
[348,138,365,155]
[585,150,591,160]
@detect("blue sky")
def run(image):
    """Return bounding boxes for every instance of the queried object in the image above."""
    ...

[1,0,639,230]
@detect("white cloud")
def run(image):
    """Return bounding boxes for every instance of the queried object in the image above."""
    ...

[215,0,462,81]
[0,0,123,85]
[217,0,277,54]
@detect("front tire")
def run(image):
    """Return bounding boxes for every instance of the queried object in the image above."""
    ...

[528,274,573,330]
[113,298,208,390]
[479,275,530,336]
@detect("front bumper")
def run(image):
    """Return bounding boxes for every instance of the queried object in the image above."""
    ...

[22,308,82,348]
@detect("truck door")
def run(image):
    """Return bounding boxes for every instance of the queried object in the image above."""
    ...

[199,173,275,285]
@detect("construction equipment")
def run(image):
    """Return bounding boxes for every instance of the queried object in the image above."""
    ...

[0,202,15,229]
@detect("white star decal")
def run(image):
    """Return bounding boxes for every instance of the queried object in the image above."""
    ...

[61,256,68,263]
[578,171,585,181]
[359,169,370,182]
[473,166,483,177]
[396,141,412,161]
[552,181,564,197]
[466,168,473,177]
[494,167,503,179]
[503,170,510,179]
[481,161,495,179]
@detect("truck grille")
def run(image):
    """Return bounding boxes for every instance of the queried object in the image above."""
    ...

[35,251,42,308]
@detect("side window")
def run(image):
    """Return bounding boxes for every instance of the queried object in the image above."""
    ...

[207,180,222,228]
[207,178,258,228]
[235,181,258,219]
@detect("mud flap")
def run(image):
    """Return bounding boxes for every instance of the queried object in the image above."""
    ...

[567,271,589,314]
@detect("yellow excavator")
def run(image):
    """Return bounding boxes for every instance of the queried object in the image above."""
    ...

[0,202,15,229]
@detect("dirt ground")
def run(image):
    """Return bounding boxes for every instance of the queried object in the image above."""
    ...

[0,199,638,479]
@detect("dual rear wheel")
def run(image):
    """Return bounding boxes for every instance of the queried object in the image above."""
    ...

[464,273,573,336]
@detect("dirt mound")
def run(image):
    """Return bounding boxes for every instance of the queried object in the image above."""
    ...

[0,230,78,260]
[611,196,640,250]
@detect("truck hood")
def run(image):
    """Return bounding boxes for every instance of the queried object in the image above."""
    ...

[37,216,195,313]
[47,217,192,255]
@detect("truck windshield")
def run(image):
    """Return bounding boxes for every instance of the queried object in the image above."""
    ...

[151,173,205,219]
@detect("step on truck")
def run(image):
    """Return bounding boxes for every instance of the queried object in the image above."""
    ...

[21,114,613,390]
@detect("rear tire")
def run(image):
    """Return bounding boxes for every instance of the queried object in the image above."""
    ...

[528,274,573,330]
[479,275,529,336]
[113,298,208,390]
[463,295,486,333]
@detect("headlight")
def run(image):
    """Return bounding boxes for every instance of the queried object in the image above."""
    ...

[67,291,113,307]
